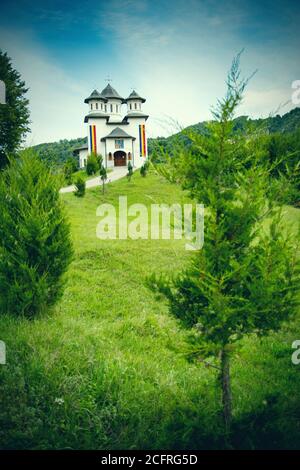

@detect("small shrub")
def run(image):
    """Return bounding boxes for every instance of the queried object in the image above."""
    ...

[269,175,300,206]
[127,162,133,182]
[96,154,103,169]
[63,158,77,185]
[86,154,98,175]
[140,161,150,177]
[74,176,86,197]
[0,150,73,317]
[100,165,107,194]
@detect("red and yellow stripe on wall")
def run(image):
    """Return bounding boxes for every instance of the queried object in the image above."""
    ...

[139,124,146,157]
[89,125,97,154]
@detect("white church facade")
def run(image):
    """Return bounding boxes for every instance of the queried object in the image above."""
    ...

[74,83,148,169]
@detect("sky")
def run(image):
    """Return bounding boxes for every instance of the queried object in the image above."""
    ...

[0,0,300,145]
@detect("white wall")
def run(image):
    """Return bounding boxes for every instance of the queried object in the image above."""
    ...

[127,101,142,113]
[78,149,88,169]
[126,116,148,168]
[105,138,134,168]
[85,103,147,169]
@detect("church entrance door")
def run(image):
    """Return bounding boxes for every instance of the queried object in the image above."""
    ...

[114,151,127,166]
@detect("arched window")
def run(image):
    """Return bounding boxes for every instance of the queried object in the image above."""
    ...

[110,104,113,112]
[128,152,132,160]
[105,104,107,112]
[130,103,132,110]
[108,152,112,161]
[96,103,98,110]
[134,102,137,110]
[91,103,93,110]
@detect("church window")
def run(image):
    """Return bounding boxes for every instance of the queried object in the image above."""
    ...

[101,103,103,110]
[128,152,132,160]
[110,104,113,112]
[105,105,107,112]
[96,103,98,110]
[139,103,141,109]
[115,139,124,149]
[130,103,132,110]
[91,103,93,110]
[134,103,137,110]
[108,152,112,161]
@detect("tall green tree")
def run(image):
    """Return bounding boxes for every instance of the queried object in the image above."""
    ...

[0,50,30,169]
[151,54,300,437]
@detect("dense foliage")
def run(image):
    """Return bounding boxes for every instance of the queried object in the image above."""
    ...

[32,137,86,169]
[74,176,86,197]
[0,150,73,317]
[0,50,30,169]
[86,153,99,175]
[151,55,300,435]
[148,107,300,158]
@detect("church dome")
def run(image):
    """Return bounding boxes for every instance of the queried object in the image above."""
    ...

[100,84,124,101]
[84,89,107,103]
[124,90,146,103]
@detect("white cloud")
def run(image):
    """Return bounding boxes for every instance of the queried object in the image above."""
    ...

[1,1,299,145]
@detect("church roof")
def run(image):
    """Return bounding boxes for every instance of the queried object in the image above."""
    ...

[125,90,146,103]
[125,112,149,120]
[100,84,124,101]
[72,143,88,155]
[84,112,108,123]
[101,127,136,141]
[84,89,107,103]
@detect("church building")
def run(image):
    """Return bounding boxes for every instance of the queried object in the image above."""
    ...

[74,83,148,169]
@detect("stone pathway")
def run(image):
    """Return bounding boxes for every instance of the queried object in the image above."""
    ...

[60,167,128,194]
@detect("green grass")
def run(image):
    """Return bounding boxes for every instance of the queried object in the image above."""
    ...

[0,171,300,449]
[72,168,112,184]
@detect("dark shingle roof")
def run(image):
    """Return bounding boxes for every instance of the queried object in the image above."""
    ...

[84,112,108,123]
[84,89,107,104]
[125,112,149,120]
[73,143,88,154]
[101,127,135,141]
[125,90,146,103]
[100,84,124,101]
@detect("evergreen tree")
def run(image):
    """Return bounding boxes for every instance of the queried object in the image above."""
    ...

[151,54,300,437]
[100,165,107,194]
[74,176,86,197]
[86,153,98,175]
[0,50,30,169]
[96,153,103,169]
[63,158,77,184]
[127,161,133,182]
[140,160,150,177]
[0,150,73,317]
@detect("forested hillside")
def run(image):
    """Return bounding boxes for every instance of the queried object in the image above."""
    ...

[30,107,300,169]
[147,107,300,156]
[31,137,87,169]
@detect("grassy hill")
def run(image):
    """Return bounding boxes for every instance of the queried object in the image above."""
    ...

[0,171,300,449]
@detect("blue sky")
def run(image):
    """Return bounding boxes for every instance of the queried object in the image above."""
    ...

[0,0,299,144]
